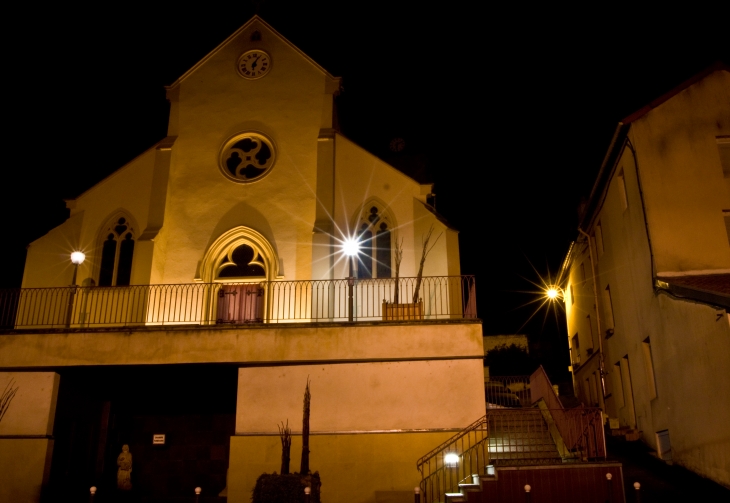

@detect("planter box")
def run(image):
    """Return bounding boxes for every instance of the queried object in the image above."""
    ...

[382,301,423,320]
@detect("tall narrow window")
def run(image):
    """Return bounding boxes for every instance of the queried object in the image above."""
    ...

[617,168,628,210]
[580,262,586,285]
[603,285,615,335]
[571,334,580,364]
[356,223,373,279]
[98,217,136,286]
[642,337,658,400]
[613,362,625,408]
[375,222,392,278]
[586,315,594,352]
[356,206,392,279]
[595,222,604,256]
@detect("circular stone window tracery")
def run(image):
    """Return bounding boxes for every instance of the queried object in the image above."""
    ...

[219,132,276,183]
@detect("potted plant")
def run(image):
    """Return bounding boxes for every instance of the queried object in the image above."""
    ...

[252,380,321,503]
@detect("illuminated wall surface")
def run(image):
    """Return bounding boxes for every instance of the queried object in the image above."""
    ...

[565,68,730,488]
[1,16,484,503]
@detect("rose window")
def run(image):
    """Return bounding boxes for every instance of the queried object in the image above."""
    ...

[219,132,276,183]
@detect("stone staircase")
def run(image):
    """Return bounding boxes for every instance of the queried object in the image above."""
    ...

[486,408,562,466]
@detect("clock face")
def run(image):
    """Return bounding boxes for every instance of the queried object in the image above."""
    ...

[237,50,271,79]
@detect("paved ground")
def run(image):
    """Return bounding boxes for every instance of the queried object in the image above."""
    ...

[606,435,729,502]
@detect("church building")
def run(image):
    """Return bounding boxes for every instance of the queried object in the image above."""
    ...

[0,16,484,503]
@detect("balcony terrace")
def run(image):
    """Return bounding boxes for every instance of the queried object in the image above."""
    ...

[0,275,476,329]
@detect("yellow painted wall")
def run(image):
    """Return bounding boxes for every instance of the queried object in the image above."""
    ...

[0,439,54,503]
[0,372,60,503]
[631,69,730,274]
[228,432,456,503]
[236,360,486,434]
[0,321,483,368]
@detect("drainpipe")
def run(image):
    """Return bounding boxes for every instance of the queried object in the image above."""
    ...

[578,228,607,399]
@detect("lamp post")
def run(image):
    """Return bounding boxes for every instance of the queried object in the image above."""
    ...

[65,251,85,327]
[342,238,359,322]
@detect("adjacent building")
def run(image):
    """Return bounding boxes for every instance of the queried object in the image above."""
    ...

[562,63,730,487]
[0,17,483,503]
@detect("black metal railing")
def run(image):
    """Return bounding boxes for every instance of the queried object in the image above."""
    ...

[0,275,476,329]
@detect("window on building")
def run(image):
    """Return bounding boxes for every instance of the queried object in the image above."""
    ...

[580,262,586,285]
[570,284,575,306]
[603,285,615,335]
[217,244,266,278]
[642,337,658,400]
[613,362,625,408]
[571,334,580,365]
[586,315,594,352]
[356,206,392,279]
[99,217,136,286]
[617,168,628,210]
[595,222,604,256]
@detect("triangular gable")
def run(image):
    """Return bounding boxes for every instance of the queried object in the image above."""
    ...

[166,15,340,90]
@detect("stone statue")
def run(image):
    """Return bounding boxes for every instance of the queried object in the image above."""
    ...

[116,444,133,491]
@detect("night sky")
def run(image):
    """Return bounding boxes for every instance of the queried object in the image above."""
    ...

[4,3,728,375]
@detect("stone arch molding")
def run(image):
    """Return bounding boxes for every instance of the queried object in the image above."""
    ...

[199,226,279,283]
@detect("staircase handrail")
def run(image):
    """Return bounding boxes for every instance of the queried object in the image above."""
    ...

[529,365,606,459]
[416,414,487,474]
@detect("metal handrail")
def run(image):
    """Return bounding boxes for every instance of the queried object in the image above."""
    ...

[0,275,476,329]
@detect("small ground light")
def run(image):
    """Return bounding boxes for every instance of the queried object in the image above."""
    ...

[444,453,459,466]
[524,484,531,492]
[606,473,612,480]
[90,486,96,494]
[634,482,641,490]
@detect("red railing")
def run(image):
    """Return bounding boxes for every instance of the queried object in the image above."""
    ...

[0,275,476,329]
[530,365,606,461]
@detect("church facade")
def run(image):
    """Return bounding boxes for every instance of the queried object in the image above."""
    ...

[0,17,484,503]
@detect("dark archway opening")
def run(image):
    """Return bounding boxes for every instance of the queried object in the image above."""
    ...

[45,365,237,503]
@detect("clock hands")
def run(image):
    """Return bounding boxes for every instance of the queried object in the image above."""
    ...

[251,55,261,70]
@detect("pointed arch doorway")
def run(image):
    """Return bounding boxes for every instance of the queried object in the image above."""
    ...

[199,227,279,324]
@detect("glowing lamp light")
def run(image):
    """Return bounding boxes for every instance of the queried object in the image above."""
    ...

[342,238,360,256]
[444,453,459,467]
[546,287,559,300]
[70,251,86,265]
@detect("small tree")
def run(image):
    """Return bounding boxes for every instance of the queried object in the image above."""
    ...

[393,233,404,303]
[278,420,292,475]
[300,379,311,475]
[412,225,442,303]
[0,379,19,424]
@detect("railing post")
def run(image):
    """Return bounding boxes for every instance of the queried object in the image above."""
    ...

[89,486,96,503]
[414,486,420,503]
[304,486,311,503]
[524,484,532,503]
[633,482,641,503]
[195,486,201,503]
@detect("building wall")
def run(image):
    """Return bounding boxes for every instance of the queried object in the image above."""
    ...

[566,68,730,487]
[0,372,60,503]
[631,69,730,274]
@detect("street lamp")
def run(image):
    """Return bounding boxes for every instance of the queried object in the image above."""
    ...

[342,238,360,322]
[66,251,85,327]
[545,285,564,302]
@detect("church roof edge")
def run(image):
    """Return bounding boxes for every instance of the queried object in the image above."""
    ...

[165,15,341,90]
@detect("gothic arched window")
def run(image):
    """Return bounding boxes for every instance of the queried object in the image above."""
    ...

[216,244,266,279]
[356,206,392,279]
[98,217,135,286]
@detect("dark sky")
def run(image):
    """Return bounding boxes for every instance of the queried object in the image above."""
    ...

[4,3,728,364]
